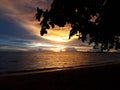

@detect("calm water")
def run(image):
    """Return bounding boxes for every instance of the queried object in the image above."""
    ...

[0,52,120,74]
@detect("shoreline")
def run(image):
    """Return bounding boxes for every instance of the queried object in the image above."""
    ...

[0,61,118,76]
[0,63,120,90]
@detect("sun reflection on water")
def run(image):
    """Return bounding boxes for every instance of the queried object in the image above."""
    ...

[30,52,85,70]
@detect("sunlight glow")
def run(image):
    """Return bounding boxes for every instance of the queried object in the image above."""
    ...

[27,43,53,47]
[26,43,67,52]
[51,45,66,52]
[42,25,78,42]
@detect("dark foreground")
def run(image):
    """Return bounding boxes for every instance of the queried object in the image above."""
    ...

[0,63,120,90]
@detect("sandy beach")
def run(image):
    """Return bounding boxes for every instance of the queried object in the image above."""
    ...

[0,63,120,90]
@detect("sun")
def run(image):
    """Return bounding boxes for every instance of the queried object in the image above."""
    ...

[55,46,66,52]
[50,45,66,52]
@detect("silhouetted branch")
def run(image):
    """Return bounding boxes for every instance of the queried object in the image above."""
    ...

[35,0,120,52]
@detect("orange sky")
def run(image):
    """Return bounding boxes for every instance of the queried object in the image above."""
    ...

[0,0,94,52]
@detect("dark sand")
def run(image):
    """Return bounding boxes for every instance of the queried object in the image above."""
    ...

[0,63,120,90]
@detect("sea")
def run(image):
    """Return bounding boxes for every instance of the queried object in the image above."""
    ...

[0,52,120,75]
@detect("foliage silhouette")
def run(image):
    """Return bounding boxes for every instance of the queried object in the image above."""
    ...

[35,0,119,52]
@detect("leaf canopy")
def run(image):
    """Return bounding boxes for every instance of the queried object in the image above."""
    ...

[35,0,119,52]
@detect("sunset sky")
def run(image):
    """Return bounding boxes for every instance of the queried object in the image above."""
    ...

[0,0,93,52]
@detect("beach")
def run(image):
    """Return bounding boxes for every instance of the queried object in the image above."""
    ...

[0,63,120,90]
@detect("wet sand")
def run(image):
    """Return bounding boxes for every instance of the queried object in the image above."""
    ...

[0,63,120,90]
